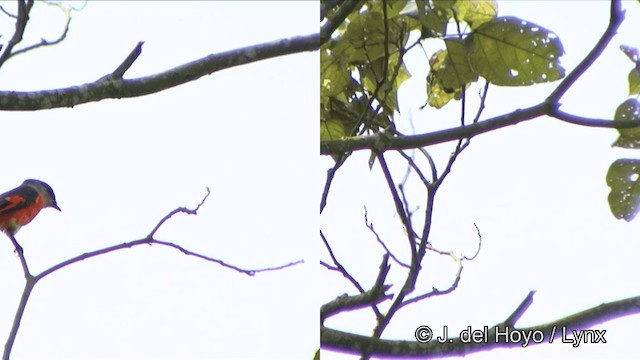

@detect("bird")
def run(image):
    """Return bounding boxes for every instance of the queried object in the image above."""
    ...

[0,179,61,235]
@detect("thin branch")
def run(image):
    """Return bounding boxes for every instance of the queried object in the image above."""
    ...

[320,155,348,214]
[549,106,637,127]
[503,290,536,326]
[322,255,392,324]
[464,223,482,261]
[147,187,210,238]
[9,2,72,58]
[398,150,431,186]
[102,41,145,80]
[320,230,366,293]
[320,230,387,320]
[3,277,35,360]
[5,233,29,277]
[400,260,464,308]
[472,82,490,124]
[365,211,409,268]
[321,284,393,323]
[0,33,320,110]
[0,0,34,69]
[0,4,16,18]
[377,153,417,260]
[546,0,624,104]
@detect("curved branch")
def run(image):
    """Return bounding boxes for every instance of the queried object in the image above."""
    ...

[321,102,640,155]
[0,33,320,111]
[546,0,624,104]
[321,293,640,358]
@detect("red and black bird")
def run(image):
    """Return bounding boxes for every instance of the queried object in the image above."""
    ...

[0,179,60,235]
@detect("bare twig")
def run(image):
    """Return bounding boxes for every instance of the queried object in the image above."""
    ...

[463,223,482,261]
[503,291,536,326]
[365,211,410,268]
[401,260,464,308]
[104,41,145,80]
[320,155,348,213]
[5,233,29,278]
[321,255,392,323]
[321,285,393,322]
[320,230,366,293]
[9,2,72,58]
[147,187,210,238]
[0,4,16,18]
[0,0,34,69]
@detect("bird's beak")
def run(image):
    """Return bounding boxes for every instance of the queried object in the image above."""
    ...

[53,204,61,211]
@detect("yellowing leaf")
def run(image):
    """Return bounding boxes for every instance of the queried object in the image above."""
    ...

[468,16,565,86]
[453,0,497,29]
[427,45,473,109]
[321,119,346,141]
[613,99,640,148]
[320,50,350,103]
[607,158,640,221]
[437,39,478,90]
[629,68,640,96]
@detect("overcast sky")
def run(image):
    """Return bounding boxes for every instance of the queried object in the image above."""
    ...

[0,2,317,359]
[321,2,640,359]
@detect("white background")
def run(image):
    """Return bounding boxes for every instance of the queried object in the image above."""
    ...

[0,2,317,359]
[321,1,640,359]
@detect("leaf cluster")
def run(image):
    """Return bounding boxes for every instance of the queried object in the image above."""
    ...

[320,0,567,145]
[607,45,640,221]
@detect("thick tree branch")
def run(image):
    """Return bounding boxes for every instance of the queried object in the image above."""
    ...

[321,293,640,358]
[0,33,319,111]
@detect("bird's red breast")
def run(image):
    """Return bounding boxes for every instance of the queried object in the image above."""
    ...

[0,184,49,234]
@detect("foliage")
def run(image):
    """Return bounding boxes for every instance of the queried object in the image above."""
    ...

[321,0,565,142]
[608,45,640,221]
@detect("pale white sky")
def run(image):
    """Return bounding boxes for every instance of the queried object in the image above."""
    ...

[321,1,640,359]
[0,2,317,359]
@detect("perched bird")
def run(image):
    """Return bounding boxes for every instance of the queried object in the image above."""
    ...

[0,179,61,235]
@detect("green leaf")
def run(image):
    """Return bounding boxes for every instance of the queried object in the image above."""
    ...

[320,119,346,141]
[629,68,640,95]
[468,16,565,86]
[437,38,478,90]
[453,0,497,29]
[607,158,640,221]
[427,49,462,108]
[613,99,640,149]
[345,10,389,63]
[320,50,351,104]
